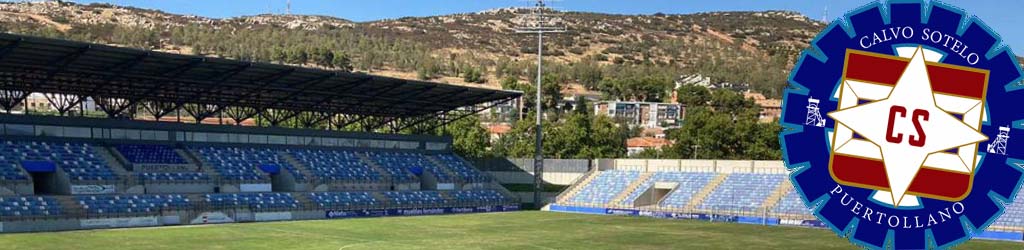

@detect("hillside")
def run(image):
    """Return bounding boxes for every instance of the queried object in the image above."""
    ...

[0,1,824,99]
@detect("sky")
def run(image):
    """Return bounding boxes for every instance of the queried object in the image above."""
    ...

[71,0,1024,51]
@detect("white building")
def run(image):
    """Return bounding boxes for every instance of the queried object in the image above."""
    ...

[593,101,682,129]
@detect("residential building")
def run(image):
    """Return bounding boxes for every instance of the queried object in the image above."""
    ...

[593,101,683,129]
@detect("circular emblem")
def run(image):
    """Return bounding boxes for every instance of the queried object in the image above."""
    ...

[780,1,1024,249]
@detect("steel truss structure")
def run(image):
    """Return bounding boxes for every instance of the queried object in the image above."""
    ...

[0,34,520,134]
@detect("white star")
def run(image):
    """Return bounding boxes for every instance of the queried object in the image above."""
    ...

[828,47,988,206]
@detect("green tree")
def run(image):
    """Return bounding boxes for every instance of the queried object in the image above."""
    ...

[439,115,492,158]
[584,115,628,158]
[676,84,712,108]
[462,66,486,83]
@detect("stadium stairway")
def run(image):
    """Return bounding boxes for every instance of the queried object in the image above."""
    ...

[356,153,402,182]
[760,179,793,211]
[684,173,729,211]
[292,192,316,208]
[423,155,462,183]
[370,192,390,205]
[177,148,204,166]
[54,196,85,216]
[276,152,314,183]
[610,172,654,205]
[554,170,600,204]
[185,149,229,182]
[177,149,217,177]
[91,146,129,178]
[437,191,454,203]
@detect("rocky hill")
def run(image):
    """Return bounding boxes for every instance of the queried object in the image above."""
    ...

[0,1,828,98]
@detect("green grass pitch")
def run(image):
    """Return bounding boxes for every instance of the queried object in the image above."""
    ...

[0,211,1020,249]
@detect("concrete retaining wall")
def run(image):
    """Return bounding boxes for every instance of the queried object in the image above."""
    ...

[1,219,80,233]
[606,159,785,174]
[146,183,215,194]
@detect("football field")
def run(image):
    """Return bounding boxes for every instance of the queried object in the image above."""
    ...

[0,211,1019,249]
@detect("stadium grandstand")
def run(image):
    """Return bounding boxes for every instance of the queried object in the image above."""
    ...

[0,33,521,233]
[545,159,1024,241]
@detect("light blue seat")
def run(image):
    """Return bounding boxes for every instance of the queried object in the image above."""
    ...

[367,152,447,182]
[204,193,299,211]
[383,191,447,207]
[308,192,377,208]
[290,149,381,182]
[698,173,786,212]
[0,196,62,217]
[78,194,191,215]
[193,146,304,181]
[2,140,117,181]
[567,170,641,205]
[434,154,490,183]
[449,189,507,204]
[993,183,1024,230]
[618,171,717,208]
[771,189,812,216]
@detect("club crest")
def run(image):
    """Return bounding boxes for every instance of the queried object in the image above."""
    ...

[780,1,1024,249]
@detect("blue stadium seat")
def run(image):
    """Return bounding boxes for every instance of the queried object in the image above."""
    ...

[367,152,445,182]
[1,140,117,181]
[193,146,304,181]
[449,189,507,204]
[383,191,447,207]
[698,173,786,212]
[308,192,377,208]
[0,152,29,181]
[771,189,812,216]
[618,171,716,208]
[138,172,210,182]
[78,194,191,215]
[568,170,641,205]
[116,144,187,164]
[289,149,381,182]
[993,184,1024,229]
[434,154,490,183]
[204,193,299,210]
[0,196,62,217]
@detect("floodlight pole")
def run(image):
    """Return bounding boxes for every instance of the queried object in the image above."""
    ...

[534,29,544,209]
[515,0,565,209]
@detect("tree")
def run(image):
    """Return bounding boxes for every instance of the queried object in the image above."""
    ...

[439,115,492,158]
[332,51,353,71]
[584,114,628,158]
[491,111,626,159]
[676,84,711,108]
[462,66,486,83]
[709,89,759,118]
[665,106,779,160]
[571,60,603,89]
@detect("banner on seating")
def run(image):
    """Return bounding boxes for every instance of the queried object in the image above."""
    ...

[436,183,455,190]
[254,212,292,222]
[20,161,55,173]
[161,215,181,225]
[778,219,827,228]
[239,184,272,192]
[326,205,519,219]
[71,185,116,195]
[80,216,159,229]
[191,212,234,224]
[638,210,701,220]
[606,208,640,216]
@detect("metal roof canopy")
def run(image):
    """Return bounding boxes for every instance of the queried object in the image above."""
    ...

[0,33,520,132]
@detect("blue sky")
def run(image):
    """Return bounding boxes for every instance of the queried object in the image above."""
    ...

[74,0,1023,51]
